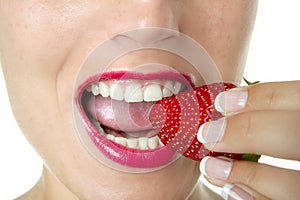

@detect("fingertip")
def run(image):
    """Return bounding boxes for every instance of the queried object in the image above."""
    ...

[214,92,225,113]
[221,183,235,200]
[199,156,210,176]
[221,184,254,200]
[197,123,208,143]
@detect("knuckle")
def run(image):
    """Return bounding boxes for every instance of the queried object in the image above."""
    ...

[254,82,280,109]
[239,112,254,142]
[243,164,259,186]
[230,161,259,187]
[263,86,277,109]
[292,82,300,108]
[250,81,300,110]
[228,112,256,152]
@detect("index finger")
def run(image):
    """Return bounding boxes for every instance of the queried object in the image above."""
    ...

[215,81,300,114]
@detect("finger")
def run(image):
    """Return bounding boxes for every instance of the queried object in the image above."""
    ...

[197,111,300,160]
[200,156,300,200]
[215,81,300,114]
[200,174,269,200]
[221,183,269,200]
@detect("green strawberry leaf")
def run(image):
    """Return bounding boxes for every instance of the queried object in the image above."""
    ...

[243,77,260,85]
[242,154,261,162]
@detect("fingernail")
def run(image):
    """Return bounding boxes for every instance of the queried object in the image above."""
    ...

[200,156,232,180]
[222,184,253,200]
[197,117,226,143]
[215,88,248,114]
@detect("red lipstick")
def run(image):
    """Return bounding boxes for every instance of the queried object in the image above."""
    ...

[74,70,193,170]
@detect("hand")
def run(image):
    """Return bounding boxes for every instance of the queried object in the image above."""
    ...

[197,81,300,200]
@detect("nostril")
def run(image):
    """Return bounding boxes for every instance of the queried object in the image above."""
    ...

[113,27,180,46]
[113,34,140,48]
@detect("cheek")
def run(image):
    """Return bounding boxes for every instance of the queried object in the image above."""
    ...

[0,2,117,122]
[179,1,257,83]
[0,3,77,78]
[0,2,96,118]
[0,3,84,151]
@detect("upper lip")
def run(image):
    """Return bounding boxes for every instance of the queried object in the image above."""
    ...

[77,70,195,92]
[74,70,194,169]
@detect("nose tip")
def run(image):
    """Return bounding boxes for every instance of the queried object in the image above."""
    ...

[137,0,178,28]
[113,1,179,46]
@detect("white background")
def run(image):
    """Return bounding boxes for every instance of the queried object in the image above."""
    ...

[1,1,300,199]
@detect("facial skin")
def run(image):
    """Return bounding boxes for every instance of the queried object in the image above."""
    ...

[0,1,257,199]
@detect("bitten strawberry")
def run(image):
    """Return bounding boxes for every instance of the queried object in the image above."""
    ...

[149,82,242,161]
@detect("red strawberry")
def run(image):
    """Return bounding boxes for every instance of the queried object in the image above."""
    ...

[149,82,243,161]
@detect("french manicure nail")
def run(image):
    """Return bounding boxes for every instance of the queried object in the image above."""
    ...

[222,184,254,200]
[197,117,226,143]
[214,88,248,114]
[200,156,232,180]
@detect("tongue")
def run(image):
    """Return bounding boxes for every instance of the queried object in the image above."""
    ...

[86,94,155,132]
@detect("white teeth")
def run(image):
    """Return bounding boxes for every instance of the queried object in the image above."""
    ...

[87,80,185,102]
[86,85,92,92]
[144,84,163,102]
[162,81,174,97]
[124,81,143,103]
[92,84,100,96]
[110,82,124,101]
[91,119,163,150]
[104,134,162,150]
[115,137,127,146]
[159,140,165,147]
[94,122,105,134]
[127,138,138,149]
[106,134,115,141]
[174,81,182,94]
[138,137,149,150]
[99,82,110,97]
[148,136,159,149]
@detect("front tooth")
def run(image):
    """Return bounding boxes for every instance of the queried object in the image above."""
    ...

[99,82,110,97]
[110,82,124,100]
[92,84,100,95]
[144,84,163,102]
[163,81,174,97]
[138,137,148,150]
[124,81,143,102]
[115,137,127,146]
[148,136,159,149]
[174,81,182,94]
[106,134,115,141]
[127,138,138,149]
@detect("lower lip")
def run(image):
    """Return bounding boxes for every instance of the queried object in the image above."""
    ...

[75,71,191,169]
[77,112,177,168]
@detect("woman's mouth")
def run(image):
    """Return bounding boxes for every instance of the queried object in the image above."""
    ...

[75,70,194,171]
